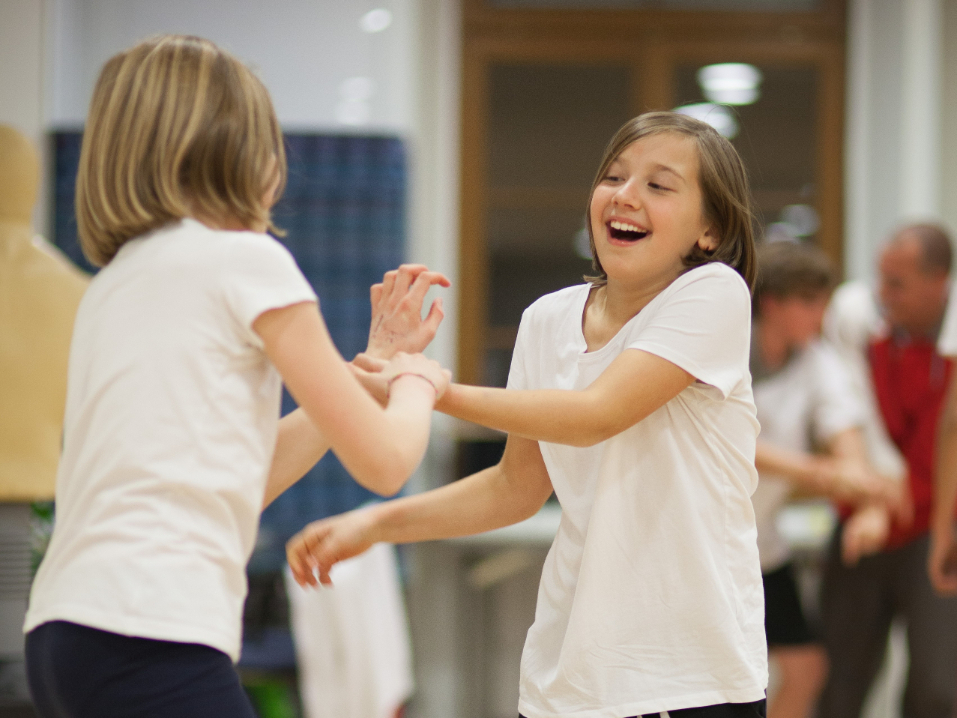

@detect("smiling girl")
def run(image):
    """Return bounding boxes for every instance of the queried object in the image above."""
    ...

[288,112,766,718]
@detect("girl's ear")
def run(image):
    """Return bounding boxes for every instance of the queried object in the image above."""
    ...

[697,226,719,253]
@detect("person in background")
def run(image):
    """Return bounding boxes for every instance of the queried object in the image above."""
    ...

[750,240,893,718]
[817,223,957,718]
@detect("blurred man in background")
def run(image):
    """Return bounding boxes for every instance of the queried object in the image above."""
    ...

[818,224,957,718]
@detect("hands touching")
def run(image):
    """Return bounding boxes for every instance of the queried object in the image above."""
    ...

[352,264,452,404]
[383,352,451,401]
[365,264,450,359]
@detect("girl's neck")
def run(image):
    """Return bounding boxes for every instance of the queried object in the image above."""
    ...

[582,273,676,352]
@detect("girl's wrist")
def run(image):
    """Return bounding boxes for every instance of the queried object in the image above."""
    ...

[388,372,438,399]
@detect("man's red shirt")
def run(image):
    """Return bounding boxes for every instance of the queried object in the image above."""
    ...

[868,332,952,549]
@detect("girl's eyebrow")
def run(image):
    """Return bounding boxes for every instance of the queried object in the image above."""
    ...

[651,163,685,183]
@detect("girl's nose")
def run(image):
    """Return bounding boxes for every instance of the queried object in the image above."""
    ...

[613,179,641,209]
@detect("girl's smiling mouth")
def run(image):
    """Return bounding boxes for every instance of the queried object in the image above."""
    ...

[607,219,650,242]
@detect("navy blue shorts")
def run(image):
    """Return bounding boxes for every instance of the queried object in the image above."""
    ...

[26,620,257,718]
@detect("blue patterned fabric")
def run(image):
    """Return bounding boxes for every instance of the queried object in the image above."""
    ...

[50,132,407,573]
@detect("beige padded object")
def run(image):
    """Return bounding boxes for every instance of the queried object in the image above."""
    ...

[0,125,88,501]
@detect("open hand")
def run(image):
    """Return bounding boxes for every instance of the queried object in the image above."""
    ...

[366,264,450,360]
[287,509,379,588]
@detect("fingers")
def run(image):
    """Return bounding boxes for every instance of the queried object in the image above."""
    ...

[422,297,445,340]
[370,283,383,310]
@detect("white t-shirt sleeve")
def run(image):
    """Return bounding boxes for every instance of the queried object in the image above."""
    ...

[219,233,318,348]
[809,342,867,444]
[626,265,751,399]
[938,284,957,357]
[506,307,533,391]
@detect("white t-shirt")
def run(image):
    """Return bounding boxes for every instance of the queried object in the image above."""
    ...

[509,263,767,718]
[751,339,865,572]
[822,282,906,481]
[24,218,317,661]
[939,285,957,356]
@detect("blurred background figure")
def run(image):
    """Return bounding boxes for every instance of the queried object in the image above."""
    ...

[0,125,87,708]
[818,224,957,718]
[750,240,892,718]
[285,543,413,718]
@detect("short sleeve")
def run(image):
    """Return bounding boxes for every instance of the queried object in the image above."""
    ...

[506,307,533,391]
[219,233,317,347]
[809,342,867,444]
[626,264,751,399]
[939,283,957,357]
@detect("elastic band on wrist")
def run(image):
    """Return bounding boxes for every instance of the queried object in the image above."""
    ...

[387,371,438,398]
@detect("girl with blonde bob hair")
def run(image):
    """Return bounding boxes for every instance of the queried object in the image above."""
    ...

[25,35,450,718]
[289,111,768,718]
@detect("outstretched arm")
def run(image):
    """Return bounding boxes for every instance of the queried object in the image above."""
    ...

[287,433,553,586]
[436,348,694,447]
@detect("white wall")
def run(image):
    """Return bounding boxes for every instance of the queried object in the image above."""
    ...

[941,0,957,237]
[0,0,44,143]
[46,0,416,133]
[1,0,48,234]
[844,0,955,282]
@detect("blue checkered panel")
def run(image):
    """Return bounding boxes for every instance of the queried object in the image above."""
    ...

[51,132,407,573]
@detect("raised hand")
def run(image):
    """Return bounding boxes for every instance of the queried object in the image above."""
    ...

[366,264,450,360]
[287,508,378,587]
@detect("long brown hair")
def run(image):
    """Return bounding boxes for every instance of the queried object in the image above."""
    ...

[76,35,286,267]
[584,111,757,291]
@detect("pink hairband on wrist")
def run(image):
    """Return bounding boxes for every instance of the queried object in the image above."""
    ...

[387,371,438,397]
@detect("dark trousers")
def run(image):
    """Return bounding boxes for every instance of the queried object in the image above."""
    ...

[520,699,766,717]
[26,620,257,718]
[818,530,957,718]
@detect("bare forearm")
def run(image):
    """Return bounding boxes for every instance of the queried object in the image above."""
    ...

[437,383,604,446]
[317,377,436,496]
[754,442,825,492]
[934,411,957,535]
[262,409,330,510]
[367,463,549,544]
[436,351,693,447]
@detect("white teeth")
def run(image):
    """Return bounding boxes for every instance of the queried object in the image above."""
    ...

[609,220,645,233]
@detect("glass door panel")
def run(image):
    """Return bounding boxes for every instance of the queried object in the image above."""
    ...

[674,63,819,236]
[485,63,632,386]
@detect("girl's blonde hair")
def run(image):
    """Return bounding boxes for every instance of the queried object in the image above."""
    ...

[76,35,286,267]
[584,111,757,291]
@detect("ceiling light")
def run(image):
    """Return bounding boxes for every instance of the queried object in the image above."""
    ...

[360,9,392,33]
[674,103,739,139]
[697,63,762,106]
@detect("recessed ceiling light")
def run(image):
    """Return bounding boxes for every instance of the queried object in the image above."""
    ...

[360,9,392,33]
[697,63,763,106]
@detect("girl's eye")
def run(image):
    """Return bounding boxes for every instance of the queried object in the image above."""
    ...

[603,174,622,182]
[649,182,672,192]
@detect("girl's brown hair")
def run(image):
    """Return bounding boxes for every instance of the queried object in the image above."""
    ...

[584,111,757,291]
[76,35,286,267]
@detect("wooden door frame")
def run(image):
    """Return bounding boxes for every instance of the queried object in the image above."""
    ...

[459,0,846,385]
